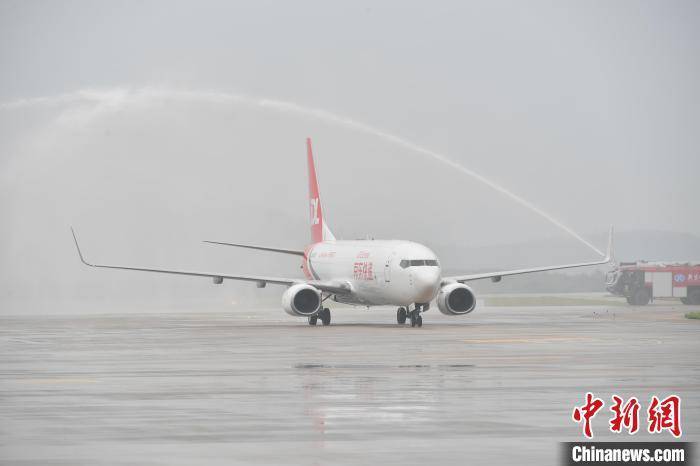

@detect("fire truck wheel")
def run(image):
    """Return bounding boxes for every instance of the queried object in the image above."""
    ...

[632,288,651,305]
[680,297,690,305]
[689,290,700,305]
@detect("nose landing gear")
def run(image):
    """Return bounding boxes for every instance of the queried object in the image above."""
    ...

[397,304,425,327]
[410,311,423,328]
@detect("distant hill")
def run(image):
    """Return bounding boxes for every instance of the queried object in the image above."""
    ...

[436,229,700,274]
[434,230,700,294]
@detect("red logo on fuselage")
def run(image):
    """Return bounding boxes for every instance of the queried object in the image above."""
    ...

[353,261,374,281]
[309,198,320,225]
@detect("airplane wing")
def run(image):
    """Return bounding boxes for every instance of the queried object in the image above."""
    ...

[444,226,614,284]
[71,228,348,294]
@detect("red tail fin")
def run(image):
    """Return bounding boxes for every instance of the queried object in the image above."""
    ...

[306,138,335,243]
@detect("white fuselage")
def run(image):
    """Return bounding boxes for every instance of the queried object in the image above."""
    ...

[305,240,442,306]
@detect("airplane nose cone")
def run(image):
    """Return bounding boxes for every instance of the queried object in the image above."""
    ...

[413,268,441,302]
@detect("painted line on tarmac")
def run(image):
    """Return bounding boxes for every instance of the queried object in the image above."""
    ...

[15,378,100,384]
[462,336,593,344]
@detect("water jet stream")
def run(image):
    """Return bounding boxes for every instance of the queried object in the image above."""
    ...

[1,88,604,256]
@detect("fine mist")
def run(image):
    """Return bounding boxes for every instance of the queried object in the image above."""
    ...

[3,88,605,256]
[1,88,611,315]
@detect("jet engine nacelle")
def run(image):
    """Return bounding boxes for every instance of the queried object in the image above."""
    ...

[437,282,477,315]
[282,283,321,316]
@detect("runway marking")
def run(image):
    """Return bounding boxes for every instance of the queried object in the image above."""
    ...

[462,336,592,344]
[17,378,99,384]
[1,338,42,344]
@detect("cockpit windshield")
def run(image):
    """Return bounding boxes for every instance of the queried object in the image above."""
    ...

[399,259,439,268]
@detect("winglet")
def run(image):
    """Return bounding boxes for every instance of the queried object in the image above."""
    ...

[605,225,615,263]
[70,227,93,267]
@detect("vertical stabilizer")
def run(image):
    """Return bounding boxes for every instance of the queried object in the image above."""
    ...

[306,138,335,243]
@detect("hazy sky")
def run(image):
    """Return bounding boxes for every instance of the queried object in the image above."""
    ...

[1,1,698,312]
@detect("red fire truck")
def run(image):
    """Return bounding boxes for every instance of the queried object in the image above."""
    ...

[606,261,700,305]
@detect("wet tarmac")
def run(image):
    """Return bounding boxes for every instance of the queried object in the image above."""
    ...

[1,303,698,465]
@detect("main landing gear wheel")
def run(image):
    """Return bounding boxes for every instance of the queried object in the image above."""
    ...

[308,315,318,326]
[397,307,407,324]
[320,307,331,326]
[416,315,423,327]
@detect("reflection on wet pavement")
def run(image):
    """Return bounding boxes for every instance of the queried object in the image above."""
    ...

[1,305,698,464]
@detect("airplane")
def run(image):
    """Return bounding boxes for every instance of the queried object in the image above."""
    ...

[71,138,613,327]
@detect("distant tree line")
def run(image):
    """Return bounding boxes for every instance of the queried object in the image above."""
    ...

[466,270,607,294]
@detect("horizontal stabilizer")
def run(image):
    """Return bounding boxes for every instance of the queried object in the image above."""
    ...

[203,240,305,256]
